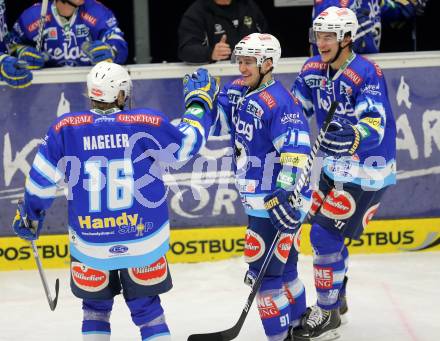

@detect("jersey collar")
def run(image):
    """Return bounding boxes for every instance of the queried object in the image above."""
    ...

[91,108,121,115]
[245,78,275,97]
[327,52,356,82]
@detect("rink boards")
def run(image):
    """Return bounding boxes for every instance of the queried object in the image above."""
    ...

[1,217,439,271]
[1,52,440,235]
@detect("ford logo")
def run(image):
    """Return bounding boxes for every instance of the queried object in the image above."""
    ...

[109,245,128,254]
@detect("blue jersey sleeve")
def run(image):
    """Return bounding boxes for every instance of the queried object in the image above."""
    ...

[175,104,216,161]
[116,108,214,164]
[8,4,41,47]
[291,61,316,119]
[212,80,243,136]
[24,124,64,220]
[269,95,312,220]
[84,0,128,64]
[267,92,310,179]
[270,96,311,157]
[353,62,388,153]
[0,0,8,53]
[258,83,313,222]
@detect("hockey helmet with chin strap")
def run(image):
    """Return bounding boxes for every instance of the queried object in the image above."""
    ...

[87,61,132,104]
[311,6,359,43]
[232,33,281,68]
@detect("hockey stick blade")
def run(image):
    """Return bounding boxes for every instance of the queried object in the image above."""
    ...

[187,296,255,341]
[17,200,60,311]
[187,332,232,340]
[49,278,60,311]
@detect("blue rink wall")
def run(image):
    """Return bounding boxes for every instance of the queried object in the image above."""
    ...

[0,52,440,267]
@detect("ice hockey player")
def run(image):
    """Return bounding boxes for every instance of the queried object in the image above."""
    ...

[8,0,128,68]
[285,6,396,340]
[311,0,429,54]
[214,32,313,340]
[0,0,32,88]
[12,62,219,340]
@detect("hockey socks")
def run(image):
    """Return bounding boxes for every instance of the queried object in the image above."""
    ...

[283,277,306,328]
[82,299,113,340]
[257,276,292,340]
[310,223,346,310]
[126,296,171,341]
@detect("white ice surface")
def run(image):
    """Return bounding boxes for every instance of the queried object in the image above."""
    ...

[1,252,439,341]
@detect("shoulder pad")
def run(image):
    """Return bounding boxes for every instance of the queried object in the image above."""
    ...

[355,55,384,79]
[116,108,166,126]
[80,0,113,26]
[20,4,45,33]
[258,89,278,110]
[53,113,94,133]
[301,55,327,73]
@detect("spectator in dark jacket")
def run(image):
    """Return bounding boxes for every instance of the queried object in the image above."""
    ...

[178,0,268,64]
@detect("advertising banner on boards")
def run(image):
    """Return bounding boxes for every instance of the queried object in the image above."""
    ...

[0,62,439,236]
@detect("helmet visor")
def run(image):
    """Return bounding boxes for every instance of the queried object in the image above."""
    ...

[309,27,317,44]
[231,52,258,66]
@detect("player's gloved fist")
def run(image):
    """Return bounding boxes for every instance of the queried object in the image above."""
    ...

[183,68,220,112]
[0,54,33,88]
[264,188,302,234]
[15,45,47,70]
[320,120,360,156]
[12,201,45,241]
[82,40,115,65]
[356,8,372,28]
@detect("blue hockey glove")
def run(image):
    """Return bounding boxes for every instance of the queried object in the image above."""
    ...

[356,8,372,28]
[12,201,45,241]
[0,54,33,88]
[264,188,302,234]
[82,40,115,65]
[320,120,361,156]
[183,68,220,112]
[15,45,47,70]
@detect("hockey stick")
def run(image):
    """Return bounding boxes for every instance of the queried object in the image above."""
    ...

[412,17,418,51]
[187,101,339,341]
[36,0,49,52]
[17,200,59,311]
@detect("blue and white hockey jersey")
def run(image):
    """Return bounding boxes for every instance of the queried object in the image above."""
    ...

[9,0,128,66]
[24,106,213,270]
[312,0,422,54]
[292,53,396,189]
[215,78,312,219]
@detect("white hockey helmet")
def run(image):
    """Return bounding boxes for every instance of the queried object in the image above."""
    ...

[233,33,281,68]
[87,61,132,103]
[312,6,359,42]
